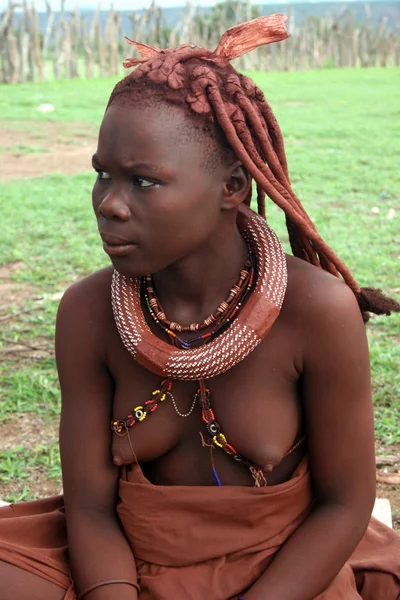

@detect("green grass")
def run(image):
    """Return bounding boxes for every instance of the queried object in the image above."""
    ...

[1,174,106,286]
[0,442,61,502]
[0,144,48,155]
[0,361,60,423]
[0,68,399,500]
[0,77,116,123]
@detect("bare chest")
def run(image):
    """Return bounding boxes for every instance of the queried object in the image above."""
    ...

[107,314,304,486]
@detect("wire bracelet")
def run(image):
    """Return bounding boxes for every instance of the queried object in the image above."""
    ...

[76,579,139,599]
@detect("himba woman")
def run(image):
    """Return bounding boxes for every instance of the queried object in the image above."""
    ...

[0,13,399,600]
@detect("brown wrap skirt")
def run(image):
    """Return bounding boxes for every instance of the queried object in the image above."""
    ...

[0,457,399,599]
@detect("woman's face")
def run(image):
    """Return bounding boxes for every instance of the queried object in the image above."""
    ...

[92,102,232,278]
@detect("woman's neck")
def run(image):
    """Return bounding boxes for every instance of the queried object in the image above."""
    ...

[151,223,248,327]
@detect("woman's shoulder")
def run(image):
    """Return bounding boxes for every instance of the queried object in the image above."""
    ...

[283,254,363,329]
[282,255,369,396]
[56,266,114,342]
[59,266,113,310]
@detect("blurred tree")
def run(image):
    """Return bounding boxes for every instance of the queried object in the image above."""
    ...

[195,1,261,43]
[208,0,261,24]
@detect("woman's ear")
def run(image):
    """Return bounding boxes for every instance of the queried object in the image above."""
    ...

[221,161,252,210]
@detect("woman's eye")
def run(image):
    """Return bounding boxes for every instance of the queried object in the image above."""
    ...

[133,176,156,188]
[95,169,111,180]
[93,170,156,187]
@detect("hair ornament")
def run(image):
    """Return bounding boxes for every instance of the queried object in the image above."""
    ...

[211,14,290,61]
[125,39,160,59]
[122,14,290,71]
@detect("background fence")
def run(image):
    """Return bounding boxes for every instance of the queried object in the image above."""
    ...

[1,0,399,83]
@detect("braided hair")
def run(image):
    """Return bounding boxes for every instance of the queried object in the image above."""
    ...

[106,16,399,322]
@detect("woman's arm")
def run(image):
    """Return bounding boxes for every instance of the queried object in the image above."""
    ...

[245,274,376,600]
[56,271,138,600]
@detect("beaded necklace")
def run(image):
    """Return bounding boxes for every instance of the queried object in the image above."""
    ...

[111,204,289,486]
[143,248,255,350]
[112,378,171,435]
[144,250,253,335]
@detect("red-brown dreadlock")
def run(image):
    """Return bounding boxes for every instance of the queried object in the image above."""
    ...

[107,15,399,322]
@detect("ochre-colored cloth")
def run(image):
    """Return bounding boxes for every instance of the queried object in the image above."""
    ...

[0,458,399,599]
[0,495,75,598]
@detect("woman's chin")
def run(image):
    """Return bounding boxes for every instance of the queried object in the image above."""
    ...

[109,257,149,279]
[109,252,182,279]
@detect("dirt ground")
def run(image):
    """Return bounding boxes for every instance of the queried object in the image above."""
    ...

[0,262,55,362]
[375,441,400,529]
[0,121,98,180]
[0,124,399,528]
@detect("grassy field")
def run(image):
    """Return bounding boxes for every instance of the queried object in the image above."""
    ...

[0,68,399,507]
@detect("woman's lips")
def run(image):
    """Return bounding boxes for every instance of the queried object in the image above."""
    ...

[101,233,137,257]
[103,242,137,257]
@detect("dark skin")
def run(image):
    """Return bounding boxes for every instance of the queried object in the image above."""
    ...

[1,103,374,600]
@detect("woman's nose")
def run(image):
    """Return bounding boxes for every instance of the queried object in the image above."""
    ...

[98,191,131,221]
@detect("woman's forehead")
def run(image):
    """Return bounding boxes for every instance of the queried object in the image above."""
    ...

[101,103,184,140]
[98,103,219,167]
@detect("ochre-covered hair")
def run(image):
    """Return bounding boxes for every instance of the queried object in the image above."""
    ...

[108,15,399,322]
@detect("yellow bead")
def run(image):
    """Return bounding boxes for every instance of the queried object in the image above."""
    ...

[213,433,226,448]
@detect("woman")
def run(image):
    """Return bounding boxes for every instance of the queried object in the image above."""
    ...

[0,14,399,600]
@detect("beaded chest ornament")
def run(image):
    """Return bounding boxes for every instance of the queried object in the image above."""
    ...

[111,204,288,485]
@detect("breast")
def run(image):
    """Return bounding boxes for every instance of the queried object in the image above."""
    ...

[108,324,304,484]
[111,414,186,466]
[204,374,303,473]
[111,381,200,466]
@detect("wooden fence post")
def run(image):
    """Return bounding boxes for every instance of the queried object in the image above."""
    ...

[70,6,80,78]
[0,3,19,83]
[106,7,118,76]
[96,6,105,78]
[22,1,35,81]
[53,0,66,79]
[82,16,92,78]
[42,0,54,77]
[32,3,44,81]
